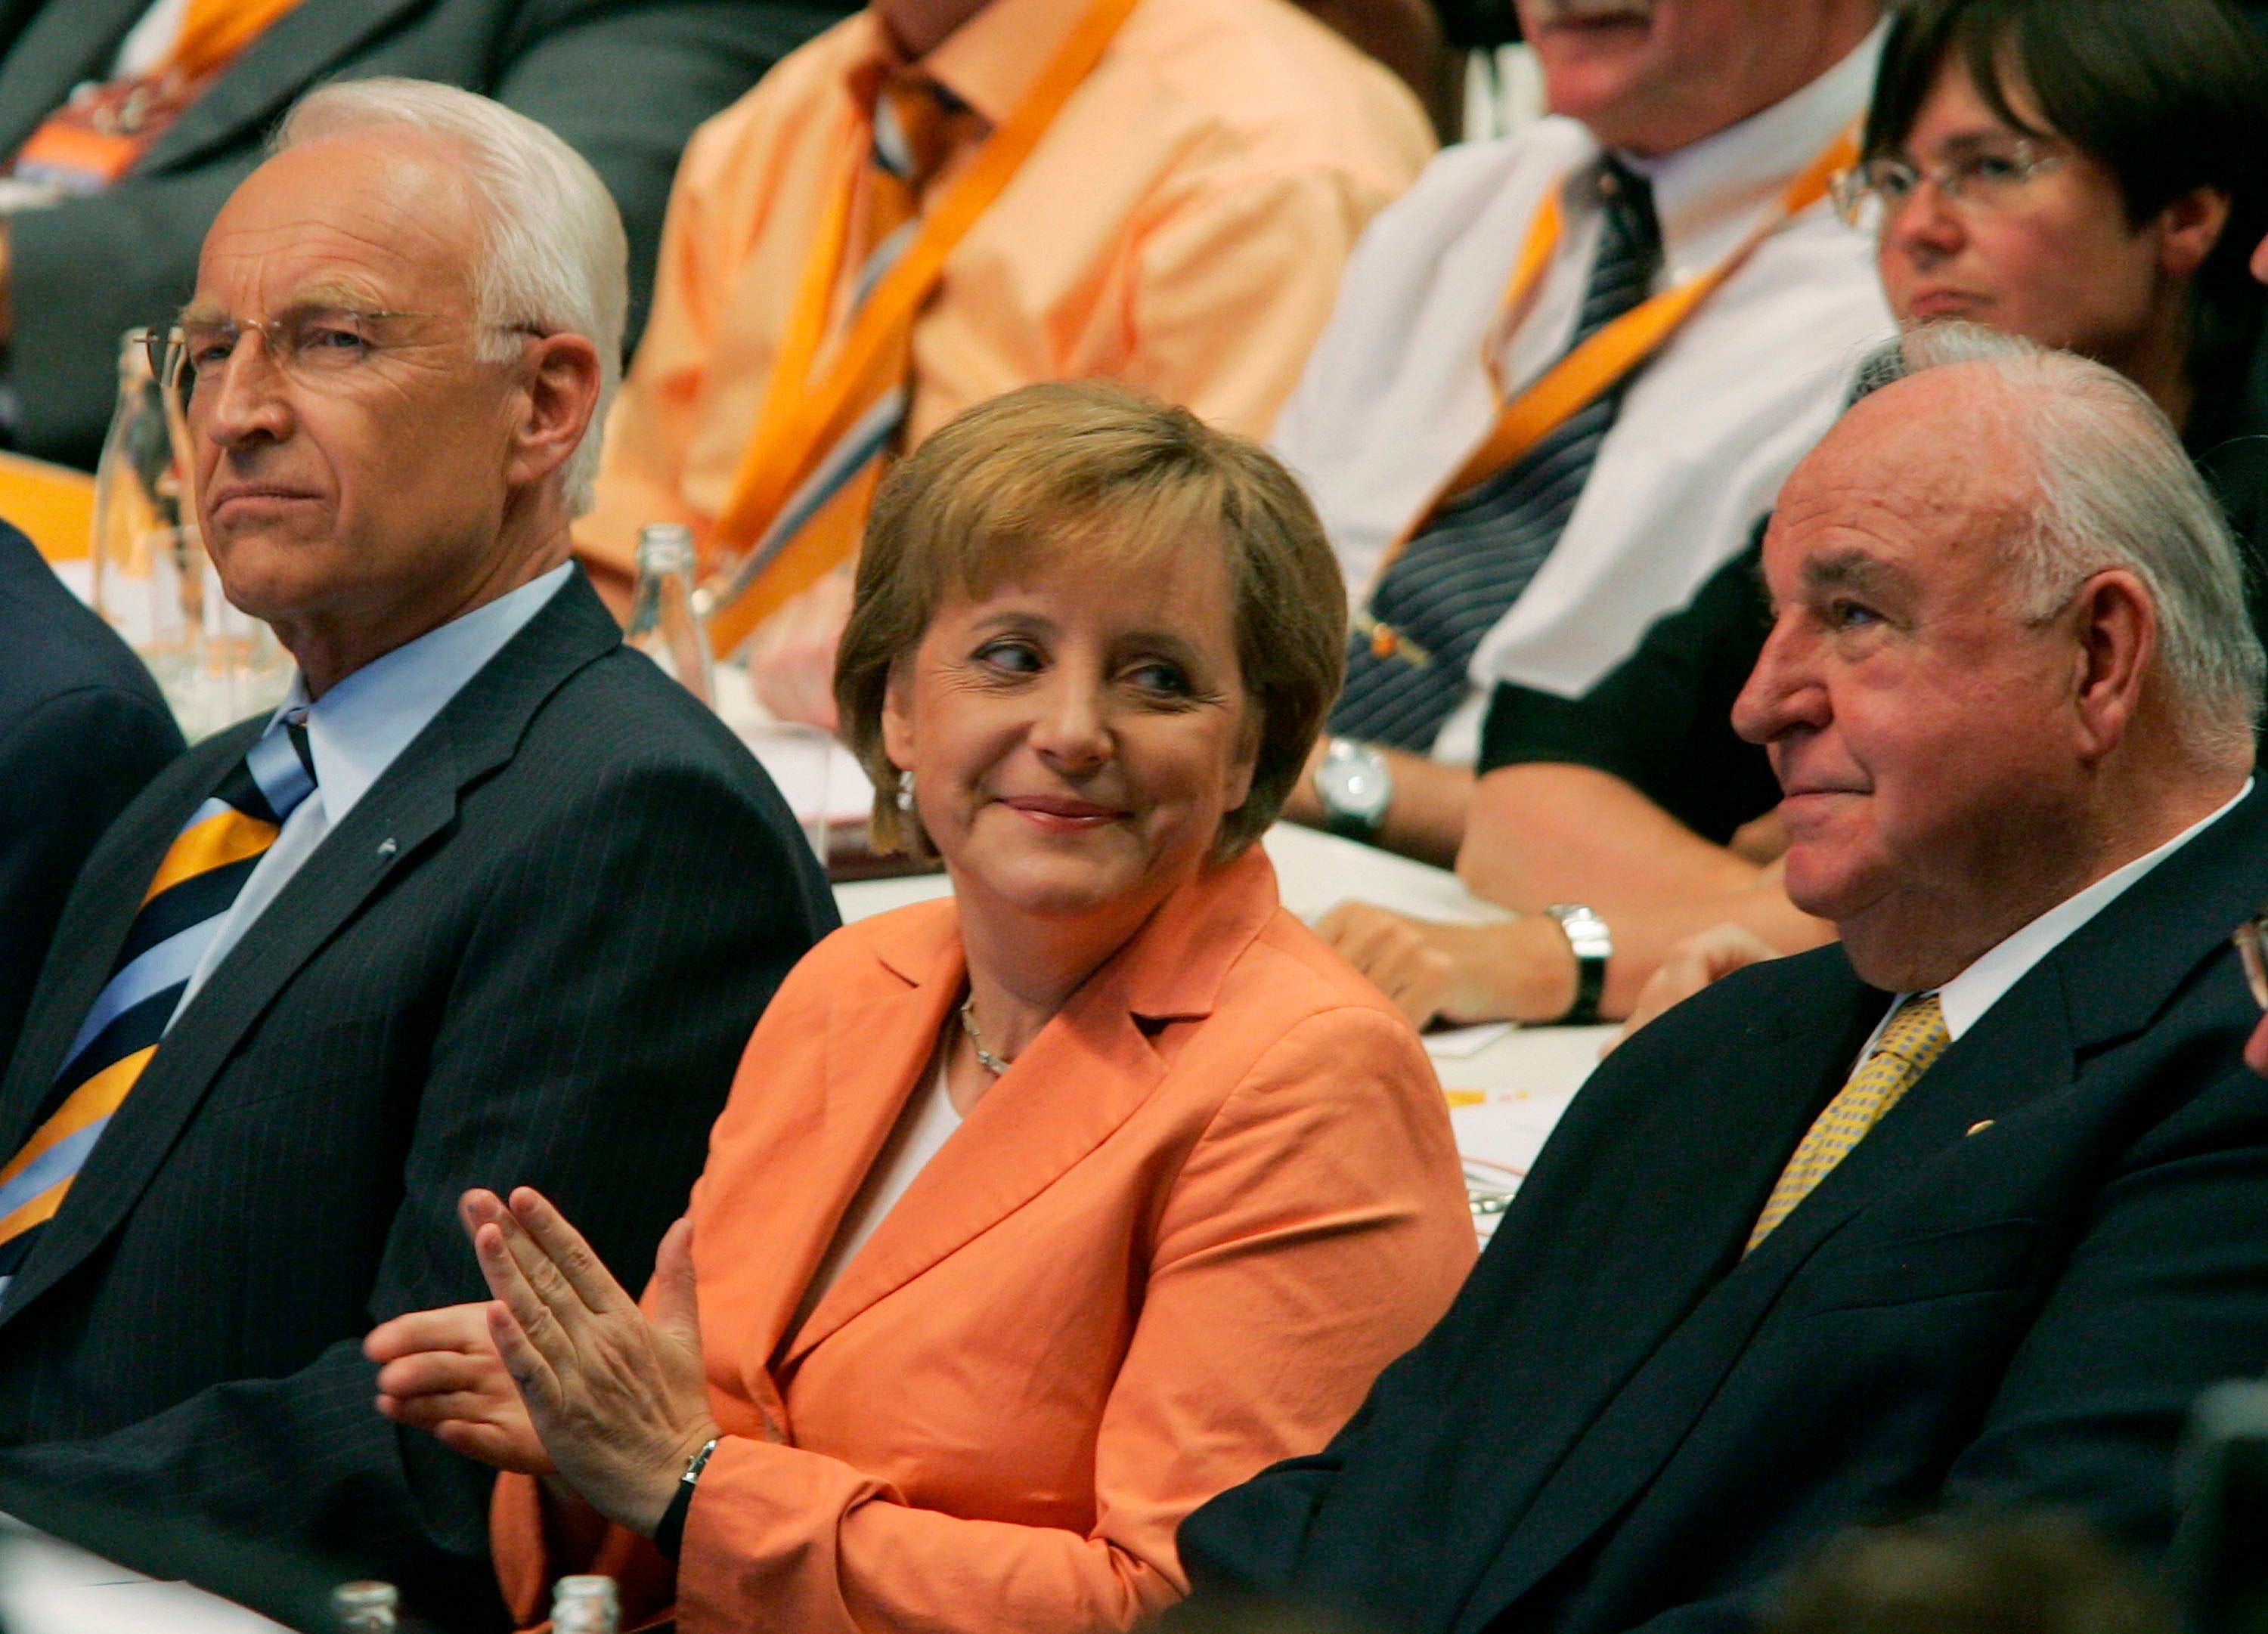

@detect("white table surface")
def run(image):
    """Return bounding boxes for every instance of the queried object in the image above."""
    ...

[0,1515,290,1634]
[834,821,1613,1230]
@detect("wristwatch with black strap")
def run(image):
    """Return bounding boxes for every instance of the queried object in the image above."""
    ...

[1544,903,1612,1026]
[1313,737,1393,841]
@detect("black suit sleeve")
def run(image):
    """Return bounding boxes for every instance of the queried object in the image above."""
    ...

[0,754,834,1632]
[1175,1394,1388,1617]
[0,682,182,1069]
[1476,529,1777,847]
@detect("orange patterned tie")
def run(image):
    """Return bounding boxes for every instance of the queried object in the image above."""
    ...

[1746,992,1949,1252]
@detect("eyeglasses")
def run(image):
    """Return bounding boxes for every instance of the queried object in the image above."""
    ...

[141,306,541,413]
[2235,905,2268,1009]
[1830,139,2067,233]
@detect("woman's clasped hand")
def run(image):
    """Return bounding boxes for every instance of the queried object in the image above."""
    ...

[366,1188,720,1537]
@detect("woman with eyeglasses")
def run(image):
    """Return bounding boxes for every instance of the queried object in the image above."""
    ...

[1324,0,2268,1038]
[1852,0,2268,505]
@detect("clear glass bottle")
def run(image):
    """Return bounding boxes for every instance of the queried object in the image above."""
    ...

[91,327,200,703]
[91,326,293,739]
[624,521,715,707]
[550,1573,621,1634]
[329,1579,400,1632]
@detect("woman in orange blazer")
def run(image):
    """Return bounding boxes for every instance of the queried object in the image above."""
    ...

[366,383,1476,1632]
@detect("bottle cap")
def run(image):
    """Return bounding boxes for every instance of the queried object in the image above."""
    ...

[330,1583,398,1611]
[637,522,696,575]
[554,1574,620,1609]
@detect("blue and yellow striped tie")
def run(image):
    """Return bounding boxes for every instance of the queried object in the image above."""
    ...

[0,718,317,1295]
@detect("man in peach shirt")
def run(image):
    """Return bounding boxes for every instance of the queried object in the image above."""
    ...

[575,0,1435,721]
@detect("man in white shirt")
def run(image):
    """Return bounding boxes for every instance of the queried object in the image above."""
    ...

[0,81,833,1630]
[1283,0,1891,867]
[1179,336,2268,1634]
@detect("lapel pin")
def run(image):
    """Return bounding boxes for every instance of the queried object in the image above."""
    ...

[1966,1119,1994,1137]
[377,838,398,859]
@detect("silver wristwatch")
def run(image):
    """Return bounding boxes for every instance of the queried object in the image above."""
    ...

[1314,737,1393,840]
[1545,903,1612,1026]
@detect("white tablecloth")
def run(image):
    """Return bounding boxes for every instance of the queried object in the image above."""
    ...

[0,1516,288,1634]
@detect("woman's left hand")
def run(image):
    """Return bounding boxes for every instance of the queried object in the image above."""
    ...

[462,1187,720,1537]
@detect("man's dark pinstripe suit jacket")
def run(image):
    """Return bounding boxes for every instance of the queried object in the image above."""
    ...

[0,568,838,1629]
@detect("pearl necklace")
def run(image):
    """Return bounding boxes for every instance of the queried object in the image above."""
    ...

[959,995,1014,1075]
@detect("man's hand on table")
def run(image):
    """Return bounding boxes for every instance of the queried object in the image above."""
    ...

[1315,901,1576,1029]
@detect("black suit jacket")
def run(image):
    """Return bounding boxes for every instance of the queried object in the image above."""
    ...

[0,0,854,468]
[1179,781,2268,1634]
[0,570,838,1630]
[0,521,180,1069]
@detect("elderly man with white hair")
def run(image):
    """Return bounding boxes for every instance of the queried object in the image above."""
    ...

[0,80,833,1628]
[1175,333,2268,1634]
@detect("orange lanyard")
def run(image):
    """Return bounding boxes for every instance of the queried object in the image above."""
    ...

[170,0,307,83]
[11,0,306,192]
[1398,123,1859,558]
[701,0,1140,652]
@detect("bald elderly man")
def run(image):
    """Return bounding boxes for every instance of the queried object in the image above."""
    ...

[1176,330,2268,1634]
[0,81,832,1629]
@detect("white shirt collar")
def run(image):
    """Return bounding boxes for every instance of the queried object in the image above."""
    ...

[265,562,575,827]
[1603,21,1884,281]
[1904,778,2256,1044]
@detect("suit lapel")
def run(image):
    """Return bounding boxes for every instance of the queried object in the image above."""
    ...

[141,0,432,173]
[1453,978,2072,1631]
[1408,957,1877,1634]
[781,976,1170,1367]
[781,848,1281,1368]
[0,0,148,155]
[0,574,621,1325]
[758,926,965,1377]
[1452,781,2268,1633]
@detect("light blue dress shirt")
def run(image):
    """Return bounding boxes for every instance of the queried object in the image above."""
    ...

[172,562,575,1018]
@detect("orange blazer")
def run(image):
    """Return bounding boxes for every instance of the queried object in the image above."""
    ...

[493,844,1474,1632]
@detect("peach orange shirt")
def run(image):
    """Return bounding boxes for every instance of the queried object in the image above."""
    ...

[575,0,1436,578]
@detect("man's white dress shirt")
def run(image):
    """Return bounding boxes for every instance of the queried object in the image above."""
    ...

[172,563,575,1018]
[1272,29,1895,763]
[1863,778,2254,1060]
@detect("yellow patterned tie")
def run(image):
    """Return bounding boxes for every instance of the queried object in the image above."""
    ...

[1746,992,1950,1252]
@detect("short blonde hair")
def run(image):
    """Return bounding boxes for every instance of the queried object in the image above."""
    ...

[837,382,1346,859]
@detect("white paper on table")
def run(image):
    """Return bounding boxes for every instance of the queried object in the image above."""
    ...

[709,661,877,823]
[1424,1022,1514,1060]
[50,557,94,608]
[1442,1087,1582,1196]
[0,1519,292,1634]
[744,734,876,825]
